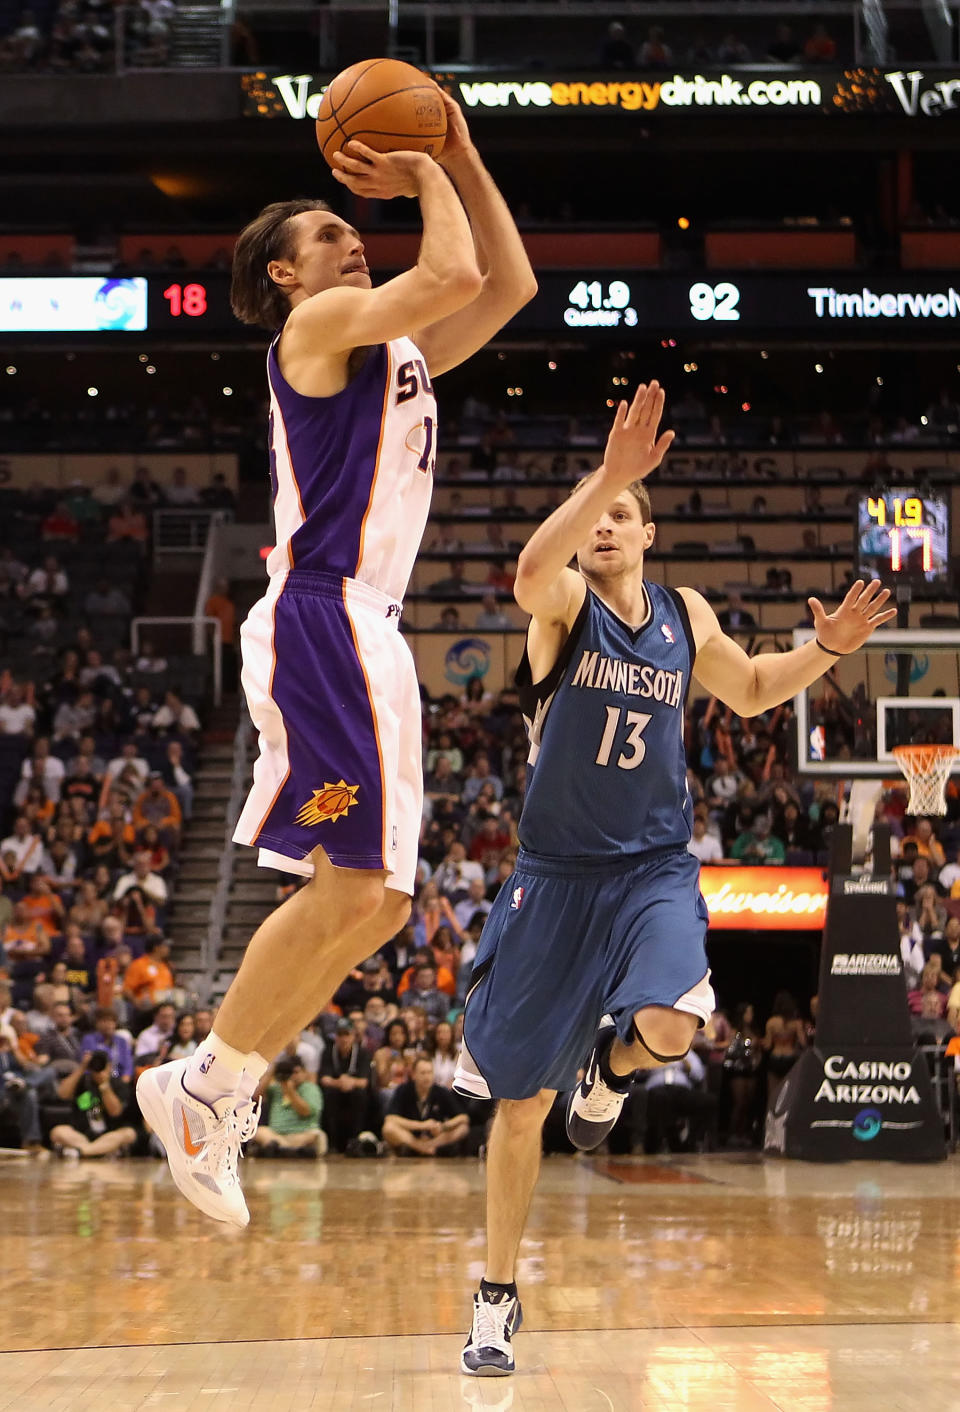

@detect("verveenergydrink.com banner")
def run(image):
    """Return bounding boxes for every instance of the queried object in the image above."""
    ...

[242,67,960,121]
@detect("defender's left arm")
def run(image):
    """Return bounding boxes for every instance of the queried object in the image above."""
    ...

[414,92,537,375]
[680,579,896,718]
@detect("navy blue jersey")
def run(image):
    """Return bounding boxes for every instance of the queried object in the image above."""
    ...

[516,581,695,859]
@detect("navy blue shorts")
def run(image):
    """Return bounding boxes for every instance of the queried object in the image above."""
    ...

[454,846,714,1101]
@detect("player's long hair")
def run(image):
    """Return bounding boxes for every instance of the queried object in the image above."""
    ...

[230,198,332,331]
[570,470,652,523]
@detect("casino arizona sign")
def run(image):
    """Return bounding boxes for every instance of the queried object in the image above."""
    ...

[698,866,827,930]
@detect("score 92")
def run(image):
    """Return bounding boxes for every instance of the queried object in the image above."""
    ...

[163,283,208,317]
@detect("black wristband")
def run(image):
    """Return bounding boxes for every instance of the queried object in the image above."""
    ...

[815,638,852,658]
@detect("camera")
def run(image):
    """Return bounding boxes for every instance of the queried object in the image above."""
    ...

[87,1050,110,1074]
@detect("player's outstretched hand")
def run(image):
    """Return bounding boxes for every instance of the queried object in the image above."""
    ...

[601,381,675,488]
[330,142,433,199]
[808,579,897,655]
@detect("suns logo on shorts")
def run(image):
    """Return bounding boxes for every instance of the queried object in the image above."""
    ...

[295,781,360,826]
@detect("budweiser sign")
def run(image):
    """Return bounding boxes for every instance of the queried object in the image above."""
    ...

[698,867,827,930]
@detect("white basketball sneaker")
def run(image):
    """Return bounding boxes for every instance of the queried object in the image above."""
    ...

[460,1287,524,1376]
[566,1017,631,1152]
[136,1059,249,1228]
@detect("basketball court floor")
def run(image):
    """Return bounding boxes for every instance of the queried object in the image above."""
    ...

[2,1152,960,1410]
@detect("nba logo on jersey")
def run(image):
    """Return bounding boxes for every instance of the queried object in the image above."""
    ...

[510,885,525,911]
[661,623,676,644]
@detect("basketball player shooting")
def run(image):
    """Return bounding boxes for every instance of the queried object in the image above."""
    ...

[136,91,536,1228]
[453,381,897,1376]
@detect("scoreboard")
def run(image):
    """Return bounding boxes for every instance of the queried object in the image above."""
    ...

[855,489,950,584]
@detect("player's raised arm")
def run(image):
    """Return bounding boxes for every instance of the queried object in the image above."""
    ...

[329,93,537,375]
[680,579,897,718]
[514,382,673,623]
[287,147,482,354]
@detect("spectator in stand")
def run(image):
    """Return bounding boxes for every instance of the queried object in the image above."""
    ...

[413,880,462,947]
[114,850,168,909]
[41,501,80,542]
[101,741,150,806]
[26,556,69,607]
[113,885,158,942]
[398,945,457,1001]
[132,773,182,845]
[766,22,801,61]
[468,815,512,870]
[60,929,95,993]
[404,961,453,1025]
[200,472,236,510]
[52,688,97,742]
[251,1054,325,1157]
[165,466,199,506]
[137,825,171,878]
[901,817,946,868]
[107,501,148,546]
[731,812,786,866]
[382,1056,470,1156]
[83,579,131,641]
[0,817,43,875]
[20,874,65,936]
[205,577,238,688]
[427,731,464,776]
[424,755,462,809]
[133,1000,177,1064]
[0,1034,45,1153]
[913,884,947,952]
[16,737,66,805]
[804,22,836,62]
[639,24,673,66]
[35,1000,84,1070]
[429,1019,460,1088]
[432,839,483,903]
[462,752,504,805]
[931,915,960,983]
[453,877,492,931]
[940,846,960,897]
[319,1019,373,1152]
[124,939,174,1020]
[687,814,724,864]
[437,606,461,631]
[475,594,513,631]
[87,811,136,875]
[600,20,634,67]
[152,688,200,738]
[129,466,164,509]
[81,1006,134,1081]
[0,684,36,737]
[168,1012,198,1059]
[51,1051,136,1158]
[898,900,926,990]
[908,960,948,1019]
[92,466,126,508]
[904,857,945,906]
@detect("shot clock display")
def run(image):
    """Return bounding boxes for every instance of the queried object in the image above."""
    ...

[856,489,950,584]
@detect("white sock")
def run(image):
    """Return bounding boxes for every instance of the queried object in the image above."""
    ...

[184,1031,251,1106]
[237,1052,270,1106]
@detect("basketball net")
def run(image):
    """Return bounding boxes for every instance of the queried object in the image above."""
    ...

[891,744,960,817]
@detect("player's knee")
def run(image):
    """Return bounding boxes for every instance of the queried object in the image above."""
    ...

[496,1089,555,1131]
[633,1007,697,1062]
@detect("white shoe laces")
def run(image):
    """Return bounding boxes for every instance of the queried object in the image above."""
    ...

[578,1073,625,1121]
[473,1297,514,1353]
[193,1111,243,1189]
[236,1098,261,1146]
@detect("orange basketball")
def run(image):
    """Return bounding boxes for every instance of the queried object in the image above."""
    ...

[315,58,447,168]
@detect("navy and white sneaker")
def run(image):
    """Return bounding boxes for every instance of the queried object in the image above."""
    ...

[460,1286,524,1376]
[566,1018,631,1152]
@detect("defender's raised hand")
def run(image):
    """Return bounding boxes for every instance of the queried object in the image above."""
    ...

[808,579,897,656]
[601,381,675,488]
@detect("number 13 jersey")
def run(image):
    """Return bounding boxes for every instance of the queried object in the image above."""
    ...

[516,581,695,859]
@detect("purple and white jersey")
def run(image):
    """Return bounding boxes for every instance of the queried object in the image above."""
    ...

[265,334,437,602]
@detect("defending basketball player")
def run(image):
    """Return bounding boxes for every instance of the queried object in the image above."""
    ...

[454,381,897,1375]
[136,92,536,1228]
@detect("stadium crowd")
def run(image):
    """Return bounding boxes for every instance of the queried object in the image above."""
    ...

[3,616,960,1159]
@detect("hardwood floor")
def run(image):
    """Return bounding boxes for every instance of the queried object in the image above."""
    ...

[2,1152,960,1409]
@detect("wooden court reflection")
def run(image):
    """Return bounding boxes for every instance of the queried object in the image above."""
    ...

[3,1153,960,1408]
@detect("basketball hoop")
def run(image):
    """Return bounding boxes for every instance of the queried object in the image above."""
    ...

[891,744,960,816]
